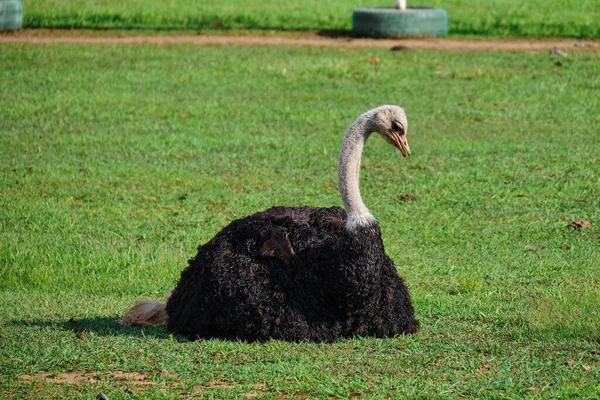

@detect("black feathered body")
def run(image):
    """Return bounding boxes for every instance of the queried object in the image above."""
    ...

[166,206,418,342]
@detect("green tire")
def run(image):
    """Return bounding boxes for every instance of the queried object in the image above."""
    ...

[352,7,448,38]
[0,0,23,30]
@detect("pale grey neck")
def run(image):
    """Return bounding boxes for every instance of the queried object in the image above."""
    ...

[338,113,376,231]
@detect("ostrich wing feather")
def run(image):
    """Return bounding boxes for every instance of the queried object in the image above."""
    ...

[259,226,296,262]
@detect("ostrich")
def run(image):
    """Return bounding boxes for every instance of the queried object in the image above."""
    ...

[122,105,419,342]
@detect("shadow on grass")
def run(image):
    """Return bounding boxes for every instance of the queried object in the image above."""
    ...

[316,29,354,39]
[7,317,185,341]
[316,29,434,41]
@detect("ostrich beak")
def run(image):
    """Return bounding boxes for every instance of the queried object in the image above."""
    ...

[391,131,411,157]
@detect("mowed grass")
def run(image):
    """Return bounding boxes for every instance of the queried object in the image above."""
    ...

[1,44,600,398]
[21,0,600,39]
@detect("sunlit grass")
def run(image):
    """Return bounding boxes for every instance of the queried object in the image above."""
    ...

[1,44,599,398]
[20,0,600,38]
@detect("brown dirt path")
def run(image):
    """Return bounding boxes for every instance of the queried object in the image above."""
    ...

[1,30,599,52]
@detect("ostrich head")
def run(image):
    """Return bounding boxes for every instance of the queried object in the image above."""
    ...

[338,105,412,229]
[370,105,411,157]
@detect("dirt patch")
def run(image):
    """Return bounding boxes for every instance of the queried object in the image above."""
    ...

[1,29,599,52]
[19,370,268,395]
[19,370,163,386]
[399,194,421,202]
[193,381,266,394]
[193,380,233,390]
[569,219,591,229]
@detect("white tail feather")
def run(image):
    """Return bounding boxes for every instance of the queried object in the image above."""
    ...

[120,290,173,327]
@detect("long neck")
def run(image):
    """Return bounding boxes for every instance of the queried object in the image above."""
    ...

[338,113,376,231]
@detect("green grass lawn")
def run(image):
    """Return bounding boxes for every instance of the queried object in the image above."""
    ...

[1,43,600,398]
[21,0,600,39]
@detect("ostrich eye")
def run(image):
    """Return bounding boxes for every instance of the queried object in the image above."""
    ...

[391,121,403,133]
